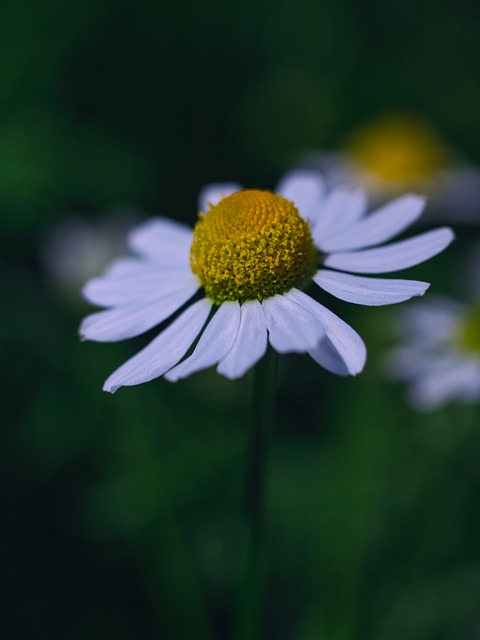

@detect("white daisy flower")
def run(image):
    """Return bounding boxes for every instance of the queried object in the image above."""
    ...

[79,170,454,392]
[387,297,480,410]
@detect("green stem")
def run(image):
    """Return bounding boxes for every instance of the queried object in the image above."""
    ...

[235,348,278,640]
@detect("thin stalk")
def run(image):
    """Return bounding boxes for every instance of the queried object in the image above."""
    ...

[235,348,278,640]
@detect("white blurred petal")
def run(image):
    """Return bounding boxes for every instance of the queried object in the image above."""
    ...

[458,366,480,402]
[312,187,367,248]
[321,194,426,252]
[275,170,325,222]
[128,218,193,267]
[262,294,325,354]
[198,183,243,213]
[386,347,447,380]
[79,280,199,342]
[286,289,366,375]
[408,357,480,410]
[165,301,241,381]
[324,227,454,274]
[313,270,429,306]
[394,297,464,342]
[103,299,212,393]
[217,300,268,379]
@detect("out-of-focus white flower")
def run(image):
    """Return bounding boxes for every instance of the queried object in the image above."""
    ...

[41,208,142,298]
[301,113,480,223]
[79,170,453,392]
[387,297,480,410]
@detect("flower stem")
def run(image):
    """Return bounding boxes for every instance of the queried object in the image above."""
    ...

[236,347,277,640]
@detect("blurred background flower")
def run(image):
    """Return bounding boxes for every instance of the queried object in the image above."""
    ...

[40,207,143,302]
[2,0,480,639]
[302,113,451,193]
[300,112,480,224]
[386,296,480,410]
[386,244,480,410]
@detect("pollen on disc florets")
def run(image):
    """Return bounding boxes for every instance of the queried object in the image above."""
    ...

[190,189,318,304]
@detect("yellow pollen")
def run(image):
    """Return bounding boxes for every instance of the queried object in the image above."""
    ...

[457,304,480,356]
[190,190,317,304]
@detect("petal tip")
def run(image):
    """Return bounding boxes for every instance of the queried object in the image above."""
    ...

[406,192,427,204]
[418,282,431,297]
[445,227,456,243]
[216,364,245,380]
[78,323,89,341]
[352,351,367,376]
[407,193,428,214]
[163,370,179,383]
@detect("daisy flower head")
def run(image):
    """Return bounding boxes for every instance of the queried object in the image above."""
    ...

[387,297,480,410]
[79,170,454,392]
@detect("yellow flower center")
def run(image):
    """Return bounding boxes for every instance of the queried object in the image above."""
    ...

[457,304,480,355]
[190,190,317,304]
[346,114,448,185]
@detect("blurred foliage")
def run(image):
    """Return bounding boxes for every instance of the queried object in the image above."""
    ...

[1,0,480,638]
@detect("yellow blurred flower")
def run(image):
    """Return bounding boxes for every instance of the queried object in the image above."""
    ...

[346,113,449,190]
[343,113,450,196]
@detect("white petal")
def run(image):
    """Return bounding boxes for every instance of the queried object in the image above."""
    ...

[286,289,366,375]
[92,255,190,288]
[198,183,243,213]
[313,270,429,306]
[128,217,193,267]
[79,281,199,342]
[83,270,199,307]
[262,294,325,354]
[101,257,151,278]
[103,299,212,393]
[217,300,268,379]
[164,301,241,382]
[324,227,455,274]
[320,194,426,252]
[308,336,355,376]
[102,255,190,279]
[312,186,367,248]
[275,170,325,222]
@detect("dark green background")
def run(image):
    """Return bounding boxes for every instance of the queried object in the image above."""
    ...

[2,1,480,638]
